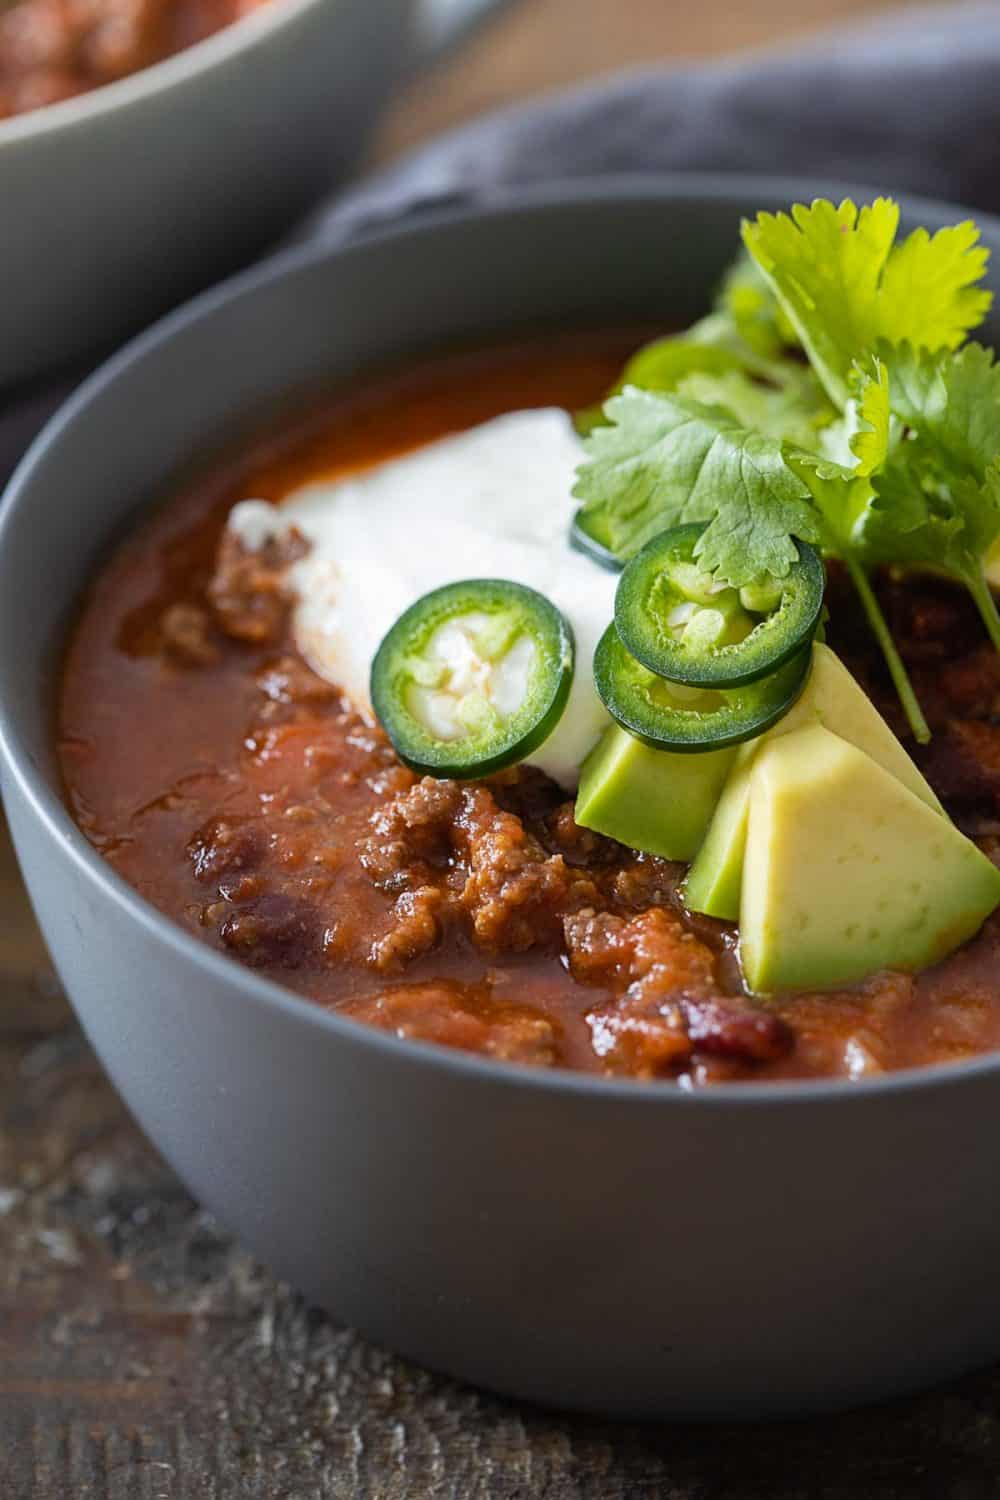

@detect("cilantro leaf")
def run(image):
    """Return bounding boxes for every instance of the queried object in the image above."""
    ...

[572,336,750,437]
[709,250,798,359]
[785,359,894,550]
[785,457,875,558]
[575,245,816,437]
[784,358,932,743]
[742,199,991,408]
[863,450,965,567]
[878,223,992,362]
[676,367,833,450]
[619,337,745,392]
[850,355,893,476]
[878,340,1000,484]
[572,386,819,586]
[859,342,1000,649]
[863,453,1000,652]
[572,321,796,437]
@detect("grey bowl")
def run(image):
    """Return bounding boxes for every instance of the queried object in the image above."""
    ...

[3,178,1000,1420]
[0,0,503,388]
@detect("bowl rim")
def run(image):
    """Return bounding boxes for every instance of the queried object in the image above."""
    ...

[4,169,1000,1109]
[0,0,331,149]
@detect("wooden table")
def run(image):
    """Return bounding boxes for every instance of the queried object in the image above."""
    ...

[6,1,994,1493]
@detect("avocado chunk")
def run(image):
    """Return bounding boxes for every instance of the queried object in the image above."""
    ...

[684,644,943,920]
[682,742,757,919]
[740,724,1000,993]
[575,724,737,861]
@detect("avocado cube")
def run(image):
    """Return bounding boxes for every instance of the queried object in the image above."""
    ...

[682,742,757,920]
[684,644,943,921]
[575,724,737,862]
[740,724,1000,993]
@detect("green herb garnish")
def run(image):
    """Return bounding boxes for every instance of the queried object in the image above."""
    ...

[573,248,830,438]
[572,388,820,587]
[573,196,1000,744]
[863,341,1000,651]
[742,198,991,408]
[785,357,932,741]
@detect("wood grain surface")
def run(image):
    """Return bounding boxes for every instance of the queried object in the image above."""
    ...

[3,1,988,1495]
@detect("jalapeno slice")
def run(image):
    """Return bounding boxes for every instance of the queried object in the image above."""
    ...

[569,510,622,573]
[370,579,574,778]
[593,624,812,752]
[614,523,824,690]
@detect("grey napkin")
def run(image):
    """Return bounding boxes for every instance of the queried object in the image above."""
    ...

[320,1,1000,241]
[3,0,998,481]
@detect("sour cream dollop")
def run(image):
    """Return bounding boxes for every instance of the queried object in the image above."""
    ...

[226,408,615,787]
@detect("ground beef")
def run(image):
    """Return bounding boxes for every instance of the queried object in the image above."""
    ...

[346,982,558,1066]
[566,907,791,1075]
[359,776,601,968]
[453,786,600,952]
[208,526,308,645]
[543,800,621,866]
[565,907,716,995]
[357,783,790,1073]
[368,885,448,971]
[360,776,461,891]
[489,763,565,828]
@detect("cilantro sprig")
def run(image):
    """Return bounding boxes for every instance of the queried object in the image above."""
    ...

[573,196,999,745]
[742,198,991,408]
[785,358,933,742]
[863,341,1000,650]
[573,387,820,585]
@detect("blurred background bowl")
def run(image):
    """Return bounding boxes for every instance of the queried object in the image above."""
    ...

[0,0,503,389]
